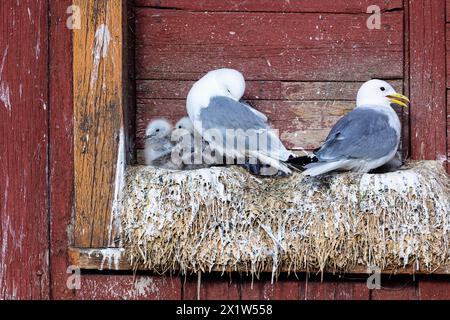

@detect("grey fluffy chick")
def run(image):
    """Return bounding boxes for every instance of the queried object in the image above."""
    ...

[172,116,213,170]
[144,119,180,169]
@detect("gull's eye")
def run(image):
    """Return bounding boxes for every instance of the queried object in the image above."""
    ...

[380,87,386,91]
[156,129,160,132]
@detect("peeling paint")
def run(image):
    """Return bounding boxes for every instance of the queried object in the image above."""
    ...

[88,248,125,270]
[0,82,11,111]
[109,127,126,247]
[133,277,159,297]
[91,24,111,88]
[0,46,11,111]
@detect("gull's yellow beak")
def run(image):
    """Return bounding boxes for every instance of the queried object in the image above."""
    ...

[386,93,410,108]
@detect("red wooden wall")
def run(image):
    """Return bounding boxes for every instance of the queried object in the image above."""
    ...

[0,0,449,300]
[134,0,407,156]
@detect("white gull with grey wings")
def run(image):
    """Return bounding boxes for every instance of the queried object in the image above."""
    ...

[186,68,294,175]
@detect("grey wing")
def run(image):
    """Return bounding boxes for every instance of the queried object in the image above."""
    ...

[240,100,268,122]
[200,96,290,160]
[201,96,268,131]
[316,107,399,161]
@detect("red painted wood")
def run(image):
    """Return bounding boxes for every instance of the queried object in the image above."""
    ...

[447,0,450,22]
[0,0,50,300]
[401,0,411,159]
[183,275,240,300]
[445,25,450,86]
[137,80,404,101]
[448,91,450,160]
[66,275,181,300]
[371,280,419,300]
[241,276,300,300]
[299,279,370,300]
[135,0,403,13]
[48,0,76,300]
[135,9,403,81]
[419,280,450,300]
[409,0,447,160]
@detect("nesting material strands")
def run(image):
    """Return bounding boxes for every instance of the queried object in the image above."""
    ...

[121,162,450,278]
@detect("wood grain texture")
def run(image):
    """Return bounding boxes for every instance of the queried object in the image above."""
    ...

[73,0,125,247]
[419,279,450,300]
[135,0,403,13]
[401,0,411,159]
[134,9,403,81]
[137,80,404,101]
[67,275,181,300]
[409,0,447,160]
[48,0,76,299]
[183,274,240,300]
[0,0,50,300]
[371,279,419,300]
[301,279,370,300]
[241,275,300,300]
[447,0,450,22]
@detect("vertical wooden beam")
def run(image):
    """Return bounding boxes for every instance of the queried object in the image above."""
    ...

[73,0,126,247]
[409,0,447,160]
[49,0,75,298]
[0,0,50,299]
[402,0,411,159]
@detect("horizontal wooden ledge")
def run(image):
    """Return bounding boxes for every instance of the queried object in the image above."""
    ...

[68,247,450,275]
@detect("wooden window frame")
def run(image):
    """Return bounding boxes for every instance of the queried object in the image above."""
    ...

[68,0,449,275]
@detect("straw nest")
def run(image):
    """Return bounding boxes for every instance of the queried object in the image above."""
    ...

[121,161,450,277]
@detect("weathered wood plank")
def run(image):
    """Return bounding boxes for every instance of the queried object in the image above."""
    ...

[135,0,403,13]
[241,275,300,300]
[445,25,450,87]
[68,275,181,300]
[409,0,447,160]
[135,10,403,81]
[371,279,419,300]
[419,279,450,300]
[301,279,370,300]
[183,275,240,300]
[447,0,450,22]
[68,248,450,275]
[0,0,50,299]
[447,91,450,168]
[137,80,404,101]
[401,0,411,159]
[48,0,76,299]
[73,0,126,247]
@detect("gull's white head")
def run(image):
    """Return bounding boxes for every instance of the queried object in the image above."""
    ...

[174,116,194,133]
[145,118,172,140]
[356,79,410,109]
[187,68,246,119]
[211,68,246,101]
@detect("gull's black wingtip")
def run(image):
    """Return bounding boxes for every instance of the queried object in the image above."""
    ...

[286,155,318,171]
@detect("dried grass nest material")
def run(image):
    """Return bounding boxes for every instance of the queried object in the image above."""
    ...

[121,161,450,277]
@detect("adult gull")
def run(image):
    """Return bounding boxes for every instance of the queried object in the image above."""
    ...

[301,79,409,176]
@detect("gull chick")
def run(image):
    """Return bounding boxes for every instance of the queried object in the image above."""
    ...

[172,116,214,169]
[144,118,179,169]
